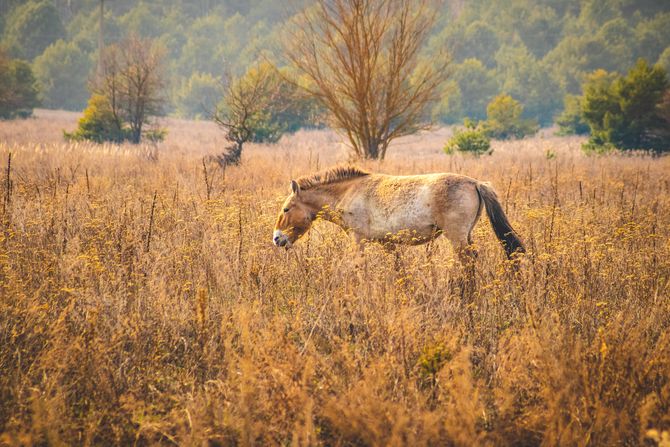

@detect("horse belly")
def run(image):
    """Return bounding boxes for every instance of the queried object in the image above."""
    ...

[357,190,438,243]
[384,206,437,244]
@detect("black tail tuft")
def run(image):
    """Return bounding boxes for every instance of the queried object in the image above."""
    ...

[476,182,525,258]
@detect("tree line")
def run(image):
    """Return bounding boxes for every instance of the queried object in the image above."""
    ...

[1,0,668,120]
[0,0,669,158]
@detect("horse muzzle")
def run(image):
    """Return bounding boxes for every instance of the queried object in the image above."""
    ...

[273,229,292,248]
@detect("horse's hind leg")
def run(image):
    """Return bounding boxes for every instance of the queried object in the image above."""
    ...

[439,185,482,298]
[460,233,478,265]
[444,228,477,266]
[438,183,481,267]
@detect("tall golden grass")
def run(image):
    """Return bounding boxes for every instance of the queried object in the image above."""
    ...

[1,111,669,446]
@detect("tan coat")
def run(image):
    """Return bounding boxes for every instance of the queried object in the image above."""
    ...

[273,166,524,261]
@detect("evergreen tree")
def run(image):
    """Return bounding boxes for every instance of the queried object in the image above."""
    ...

[2,0,65,60]
[481,94,539,140]
[458,21,499,68]
[556,95,590,136]
[33,40,91,111]
[0,50,39,118]
[583,59,669,151]
[496,44,563,126]
[175,72,220,118]
[453,59,497,121]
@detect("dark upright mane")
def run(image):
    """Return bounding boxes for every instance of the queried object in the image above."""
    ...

[296,166,370,190]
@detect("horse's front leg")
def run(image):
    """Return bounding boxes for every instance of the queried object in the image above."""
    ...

[347,232,367,270]
[447,234,478,299]
[349,232,366,253]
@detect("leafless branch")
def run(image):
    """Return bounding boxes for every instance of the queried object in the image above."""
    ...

[93,35,166,144]
[284,0,449,159]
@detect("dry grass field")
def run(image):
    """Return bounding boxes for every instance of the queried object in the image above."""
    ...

[1,110,669,446]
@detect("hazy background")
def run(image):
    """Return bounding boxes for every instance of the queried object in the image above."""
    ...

[1,0,669,126]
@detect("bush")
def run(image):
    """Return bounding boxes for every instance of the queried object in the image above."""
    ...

[65,94,168,144]
[481,94,539,139]
[582,59,669,152]
[144,127,167,143]
[556,94,590,135]
[444,123,492,156]
[274,72,327,134]
[0,51,39,119]
[581,135,617,155]
[64,94,128,143]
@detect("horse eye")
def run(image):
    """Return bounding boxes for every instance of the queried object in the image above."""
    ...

[283,207,290,213]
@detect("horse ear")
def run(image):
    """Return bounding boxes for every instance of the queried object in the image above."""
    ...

[291,180,300,195]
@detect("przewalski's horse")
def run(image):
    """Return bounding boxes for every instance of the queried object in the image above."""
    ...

[273,166,524,263]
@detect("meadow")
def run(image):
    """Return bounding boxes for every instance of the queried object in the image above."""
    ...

[1,111,669,446]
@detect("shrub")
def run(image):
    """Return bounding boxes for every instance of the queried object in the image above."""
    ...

[556,94,590,135]
[144,127,167,143]
[66,94,168,144]
[64,94,128,143]
[417,342,452,390]
[65,94,169,144]
[481,94,539,140]
[444,123,492,156]
[582,59,669,153]
[657,90,670,142]
[581,135,617,155]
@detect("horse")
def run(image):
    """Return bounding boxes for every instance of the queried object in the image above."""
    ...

[272,166,524,263]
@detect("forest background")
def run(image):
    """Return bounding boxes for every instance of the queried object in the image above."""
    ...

[2,0,669,127]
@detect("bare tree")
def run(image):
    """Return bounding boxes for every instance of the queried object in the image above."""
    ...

[94,35,165,144]
[213,63,286,166]
[285,0,449,160]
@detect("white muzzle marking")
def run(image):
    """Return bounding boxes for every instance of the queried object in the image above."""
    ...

[273,229,290,247]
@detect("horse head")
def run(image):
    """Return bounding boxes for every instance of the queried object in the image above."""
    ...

[273,180,316,248]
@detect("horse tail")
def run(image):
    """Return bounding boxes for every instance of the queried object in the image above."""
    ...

[475,182,525,259]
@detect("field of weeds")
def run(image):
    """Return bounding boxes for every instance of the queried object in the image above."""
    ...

[1,111,669,446]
